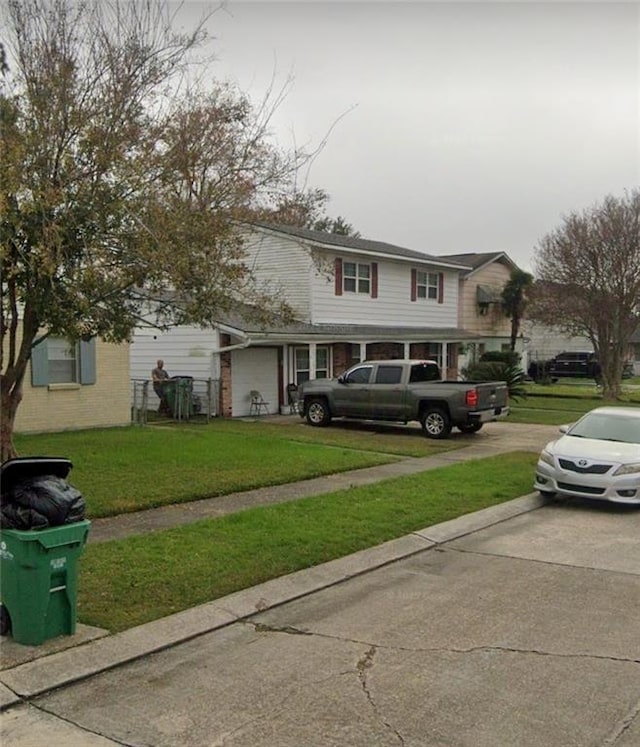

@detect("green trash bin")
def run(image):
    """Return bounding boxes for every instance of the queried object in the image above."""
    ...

[0,457,90,646]
[164,376,193,420]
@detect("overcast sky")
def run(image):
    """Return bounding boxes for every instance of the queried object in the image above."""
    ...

[179,1,639,271]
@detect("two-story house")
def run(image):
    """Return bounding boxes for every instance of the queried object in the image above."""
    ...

[132,222,486,416]
[436,251,523,365]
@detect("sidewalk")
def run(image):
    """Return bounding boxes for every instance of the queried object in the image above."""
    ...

[88,419,556,543]
[0,421,558,708]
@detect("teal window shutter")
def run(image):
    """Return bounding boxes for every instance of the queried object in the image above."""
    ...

[79,338,96,385]
[31,340,49,386]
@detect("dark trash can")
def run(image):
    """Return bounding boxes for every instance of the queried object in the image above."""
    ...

[0,457,90,646]
[163,376,194,420]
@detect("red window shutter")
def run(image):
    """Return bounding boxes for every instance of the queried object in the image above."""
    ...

[410,269,417,302]
[335,258,343,296]
[371,262,378,298]
[438,273,444,304]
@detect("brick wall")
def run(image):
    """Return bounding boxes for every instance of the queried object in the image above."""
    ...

[15,341,130,434]
[219,336,233,417]
[366,342,404,359]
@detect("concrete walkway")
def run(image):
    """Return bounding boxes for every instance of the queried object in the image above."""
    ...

[0,421,559,711]
[88,419,558,543]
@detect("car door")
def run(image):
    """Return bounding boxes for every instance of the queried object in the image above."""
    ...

[332,364,373,417]
[369,364,405,419]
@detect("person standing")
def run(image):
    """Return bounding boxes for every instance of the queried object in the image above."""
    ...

[151,359,170,414]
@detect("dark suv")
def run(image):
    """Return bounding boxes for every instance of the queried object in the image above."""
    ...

[548,351,600,379]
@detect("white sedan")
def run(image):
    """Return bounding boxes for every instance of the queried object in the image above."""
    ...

[534,406,640,505]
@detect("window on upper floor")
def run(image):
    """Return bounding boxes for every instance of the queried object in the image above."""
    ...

[334,259,378,298]
[344,261,370,293]
[416,271,439,300]
[411,269,443,303]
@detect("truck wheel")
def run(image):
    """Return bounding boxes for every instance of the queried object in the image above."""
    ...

[305,398,332,427]
[421,408,452,439]
[458,422,483,434]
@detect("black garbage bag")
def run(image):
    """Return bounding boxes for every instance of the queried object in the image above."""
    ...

[0,503,50,531]
[1,475,86,529]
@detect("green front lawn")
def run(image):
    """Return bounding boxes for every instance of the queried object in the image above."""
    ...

[14,420,461,518]
[78,451,538,631]
[510,391,640,425]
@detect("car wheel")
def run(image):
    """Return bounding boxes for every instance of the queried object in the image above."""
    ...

[305,398,332,427]
[539,490,557,500]
[458,422,483,434]
[421,408,452,439]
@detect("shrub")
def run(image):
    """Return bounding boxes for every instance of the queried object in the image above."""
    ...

[462,360,527,400]
[480,350,521,367]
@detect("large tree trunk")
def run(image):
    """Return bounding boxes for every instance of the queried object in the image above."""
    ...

[0,375,22,463]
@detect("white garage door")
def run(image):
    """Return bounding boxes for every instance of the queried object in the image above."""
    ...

[231,347,279,416]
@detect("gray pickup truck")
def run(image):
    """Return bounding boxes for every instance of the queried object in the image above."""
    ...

[297,359,510,439]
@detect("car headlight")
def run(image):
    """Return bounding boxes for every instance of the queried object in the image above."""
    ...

[613,462,640,476]
[538,450,554,467]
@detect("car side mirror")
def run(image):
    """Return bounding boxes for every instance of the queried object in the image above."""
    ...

[337,374,346,384]
[559,424,570,434]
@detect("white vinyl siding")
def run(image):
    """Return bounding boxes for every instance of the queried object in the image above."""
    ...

[238,228,313,318]
[130,326,221,382]
[313,252,458,327]
[231,347,278,416]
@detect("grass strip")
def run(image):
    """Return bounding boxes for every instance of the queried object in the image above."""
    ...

[13,421,462,518]
[509,395,640,424]
[78,451,538,632]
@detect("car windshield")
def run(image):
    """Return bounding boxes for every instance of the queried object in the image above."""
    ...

[568,412,640,444]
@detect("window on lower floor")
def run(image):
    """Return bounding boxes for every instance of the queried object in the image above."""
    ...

[31,337,96,387]
[294,346,329,384]
[47,338,79,383]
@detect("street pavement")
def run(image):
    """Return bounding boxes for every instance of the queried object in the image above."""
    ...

[1,421,639,746]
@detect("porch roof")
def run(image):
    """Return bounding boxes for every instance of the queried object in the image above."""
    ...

[220,316,483,344]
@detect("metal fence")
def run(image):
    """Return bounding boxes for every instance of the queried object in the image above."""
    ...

[131,378,220,424]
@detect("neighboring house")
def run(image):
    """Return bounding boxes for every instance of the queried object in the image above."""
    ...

[435,251,524,366]
[132,222,487,417]
[15,336,131,434]
[631,325,640,375]
[523,322,640,375]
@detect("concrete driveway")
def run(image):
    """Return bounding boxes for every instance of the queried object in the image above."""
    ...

[4,496,639,746]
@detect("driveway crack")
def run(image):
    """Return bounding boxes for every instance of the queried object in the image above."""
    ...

[246,622,640,665]
[600,697,640,746]
[357,645,405,746]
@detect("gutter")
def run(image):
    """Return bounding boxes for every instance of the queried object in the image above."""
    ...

[211,338,252,354]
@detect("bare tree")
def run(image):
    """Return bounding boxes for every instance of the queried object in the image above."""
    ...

[0,0,316,460]
[531,190,640,399]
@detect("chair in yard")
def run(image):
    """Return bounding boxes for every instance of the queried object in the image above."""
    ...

[249,390,270,416]
[286,383,299,414]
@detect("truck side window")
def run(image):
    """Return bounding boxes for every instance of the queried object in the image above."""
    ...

[375,366,403,384]
[345,366,373,384]
[410,363,440,383]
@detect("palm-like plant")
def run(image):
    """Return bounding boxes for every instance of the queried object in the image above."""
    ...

[462,357,528,400]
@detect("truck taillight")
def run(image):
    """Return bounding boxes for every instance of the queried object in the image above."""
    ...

[466,389,478,407]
